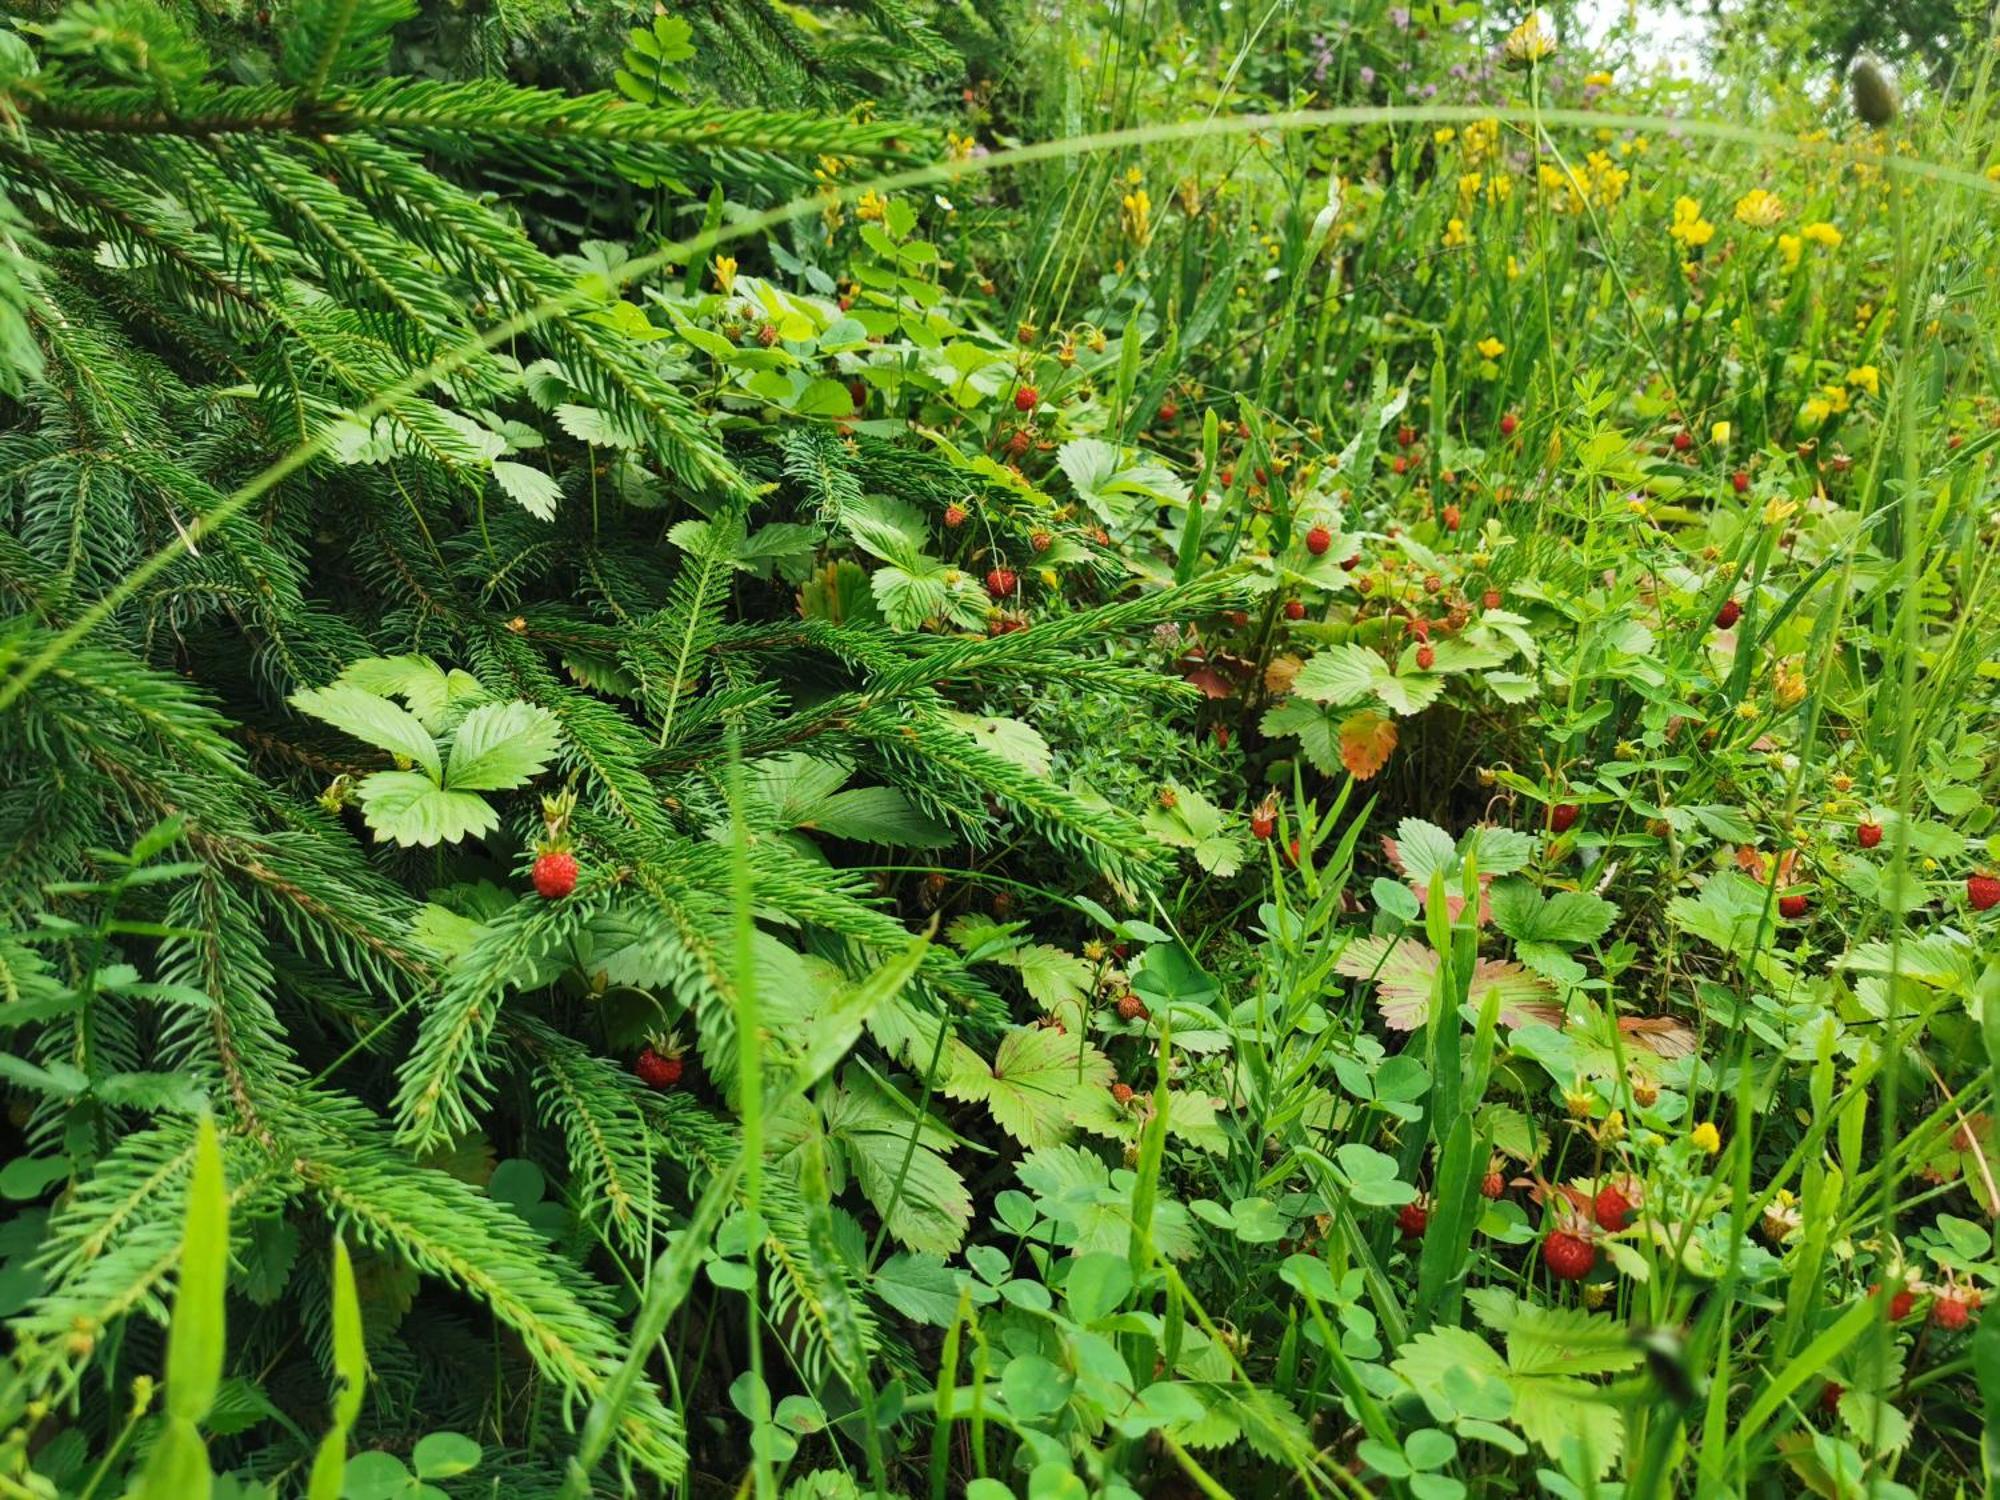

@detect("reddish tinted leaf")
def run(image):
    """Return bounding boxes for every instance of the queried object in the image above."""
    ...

[1339,709,1397,779]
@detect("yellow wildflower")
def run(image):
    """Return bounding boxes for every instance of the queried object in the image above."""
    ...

[945,131,980,163]
[1799,395,1832,428]
[1801,220,1842,248]
[1121,187,1153,248]
[1734,188,1785,227]
[855,190,888,223]
[1585,69,1614,87]
[711,255,738,295]
[1777,233,1802,270]
[1507,254,1522,279]
[1502,12,1557,67]
[1458,171,1485,203]
[1434,127,1456,146]
[1712,421,1731,445]
[1846,365,1879,396]
[1477,336,1506,359]
[1670,196,1715,248]
[1691,1121,1721,1154]
[1986,163,2000,183]
[1463,118,1501,168]
[1821,383,1849,414]
[1442,217,1470,248]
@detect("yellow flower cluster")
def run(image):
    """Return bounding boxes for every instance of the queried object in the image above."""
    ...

[855,190,888,223]
[1121,181,1153,248]
[1476,336,1506,359]
[1537,153,1626,214]
[1669,196,1714,248]
[1461,117,1502,169]
[1457,171,1513,208]
[1503,12,1557,67]
[1733,188,1785,227]
[1441,217,1470,248]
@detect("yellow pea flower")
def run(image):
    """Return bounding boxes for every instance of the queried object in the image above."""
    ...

[1477,336,1506,359]
[1691,1121,1721,1154]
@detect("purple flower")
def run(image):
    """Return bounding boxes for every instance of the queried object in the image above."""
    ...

[1390,6,1411,27]
[1359,65,1376,86]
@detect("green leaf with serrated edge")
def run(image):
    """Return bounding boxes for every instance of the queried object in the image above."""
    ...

[445,701,560,792]
[355,773,498,848]
[291,683,440,779]
[944,1027,1114,1147]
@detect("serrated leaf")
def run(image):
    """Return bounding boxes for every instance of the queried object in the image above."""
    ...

[1336,938,1561,1031]
[1293,645,1383,706]
[445,702,560,792]
[491,461,561,521]
[355,773,498,848]
[291,684,440,779]
[944,1027,1113,1147]
[1339,709,1398,779]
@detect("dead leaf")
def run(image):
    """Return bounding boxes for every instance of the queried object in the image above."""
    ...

[1339,709,1397,779]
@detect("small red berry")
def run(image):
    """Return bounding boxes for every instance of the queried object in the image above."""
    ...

[1481,1171,1506,1199]
[1548,803,1580,834]
[985,567,1017,599]
[1542,1229,1596,1282]
[1250,812,1275,840]
[848,379,867,408]
[1482,588,1502,610]
[1731,470,1750,494]
[1110,1082,1135,1104]
[532,851,578,900]
[1779,892,1809,919]
[1030,530,1053,553]
[1286,837,1302,867]
[1305,524,1333,556]
[1673,429,1693,452]
[1442,504,1461,531]
[1219,467,1234,486]
[1014,385,1038,412]
[1968,873,2000,911]
[1499,412,1519,437]
[1820,1382,1843,1414]
[1715,598,1742,629]
[943,503,968,529]
[1116,993,1149,1022]
[1392,455,1408,475]
[634,1046,683,1090]
[1594,1184,1635,1231]
[1284,599,1307,621]
[1225,609,1249,629]
[1157,400,1178,423]
[1397,1200,1429,1238]
[1213,725,1230,750]
[1397,425,1416,448]
[1415,645,1436,670]
[1857,822,1883,849]
[1871,1283,1916,1321]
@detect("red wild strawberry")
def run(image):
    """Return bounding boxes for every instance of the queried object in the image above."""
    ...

[1030,530,1053,553]
[1594,1182,1635,1231]
[1779,892,1809,919]
[1286,837,1302,867]
[1225,609,1249,629]
[1968,873,2000,911]
[1932,1286,1979,1330]
[1219,467,1235,487]
[1397,1200,1429,1238]
[1250,811,1275,840]
[1882,1285,1916,1321]
[1110,1082,1135,1104]
[1423,574,1443,595]
[1397,425,1416,448]
[1442,504,1461,531]
[1415,645,1436,670]
[1214,724,1230,750]
[1482,588,1502,610]
[1116,993,1149,1022]
[1255,467,1268,485]
[1392,455,1408,475]
[1731,470,1750,494]
[1481,1170,1506,1199]
[1014,385,1039,412]
[532,850,578,900]
[848,379,867,408]
[1284,599,1307,621]
[1542,1228,1597,1282]
[634,1046,683,1090]
[1715,598,1742,629]
[1499,412,1519,437]
[1857,822,1883,849]
[1441,469,1457,486]
[1305,524,1333,556]
[1157,401,1179,423]
[1548,803,1580,834]
[985,567,1017,599]
[1820,1382,1843,1414]
[1408,617,1431,641]
[1673,429,1693,452]
[943,502,968,529]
